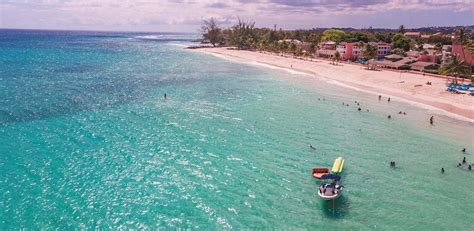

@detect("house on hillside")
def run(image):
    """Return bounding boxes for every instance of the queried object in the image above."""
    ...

[404,32,421,38]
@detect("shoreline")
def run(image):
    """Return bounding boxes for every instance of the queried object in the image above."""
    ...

[192,47,474,122]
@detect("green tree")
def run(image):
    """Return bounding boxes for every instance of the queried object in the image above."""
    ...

[392,33,411,51]
[228,18,257,49]
[398,25,405,34]
[334,51,341,64]
[465,39,474,60]
[391,48,406,56]
[321,29,346,43]
[440,56,472,83]
[343,31,369,43]
[455,27,467,61]
[374,32,391,43]
[434,43,443,53]
[201,18,224,47]
[362,43,378,60]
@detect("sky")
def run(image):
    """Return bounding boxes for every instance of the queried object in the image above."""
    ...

[0,0,473,32]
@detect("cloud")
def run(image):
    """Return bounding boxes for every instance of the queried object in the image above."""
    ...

[0,0,472,32]
[207,2,229,8]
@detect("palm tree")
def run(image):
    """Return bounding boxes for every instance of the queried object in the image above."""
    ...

[455,27,467,61]
[465,39,474,60]
[363,43,378,59]
[439,56,472,84]
[334,51,341,65]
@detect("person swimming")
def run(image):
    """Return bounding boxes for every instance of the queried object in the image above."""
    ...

[430,116,434,125]
[388,115,391,119]
[462,148,466,153]
[309,145,316,150]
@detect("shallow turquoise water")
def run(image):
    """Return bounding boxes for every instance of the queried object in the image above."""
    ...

[1,30,473,229]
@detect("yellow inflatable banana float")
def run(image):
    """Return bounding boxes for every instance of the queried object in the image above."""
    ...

[331,157,344,174]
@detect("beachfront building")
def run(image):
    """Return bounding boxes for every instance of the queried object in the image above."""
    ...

[371,57,416,70]
[371,41,392,57]
[296,42,313,53]
[410,61,440,73]
[333,41,391,60]
[316,41,337,58]
[452,44,473,65]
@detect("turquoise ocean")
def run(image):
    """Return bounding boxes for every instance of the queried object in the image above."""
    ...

[0,30,473,229]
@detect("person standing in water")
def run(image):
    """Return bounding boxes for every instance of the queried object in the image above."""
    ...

[430,116,434,125]
[164,93,167,101]
[388,97,391,103]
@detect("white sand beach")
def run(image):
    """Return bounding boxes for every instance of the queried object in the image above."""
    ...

[195,47,474,121]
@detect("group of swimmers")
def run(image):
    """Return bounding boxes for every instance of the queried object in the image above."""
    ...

[456,156,472,170]
[379,95,434,125]
[441,149,471,173]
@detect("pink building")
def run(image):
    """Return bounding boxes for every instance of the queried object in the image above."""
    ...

[335,41,391,60]
[452,44,473,65]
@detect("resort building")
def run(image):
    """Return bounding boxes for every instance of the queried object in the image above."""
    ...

[333,41,391,60]
[316,41,337,58]
[371,57,416,70]
[296,42,313,53]
[410,61,440,73]
[452,44,473,65]
[370,41,392,57]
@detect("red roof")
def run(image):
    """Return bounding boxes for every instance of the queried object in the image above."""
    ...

[404,32,421,36]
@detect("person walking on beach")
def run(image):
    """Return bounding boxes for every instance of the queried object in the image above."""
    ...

[430,116,434,125]
[378,95,381,101]
[388,97,391,103]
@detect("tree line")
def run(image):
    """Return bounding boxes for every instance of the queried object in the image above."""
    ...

[201,18,473,81]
